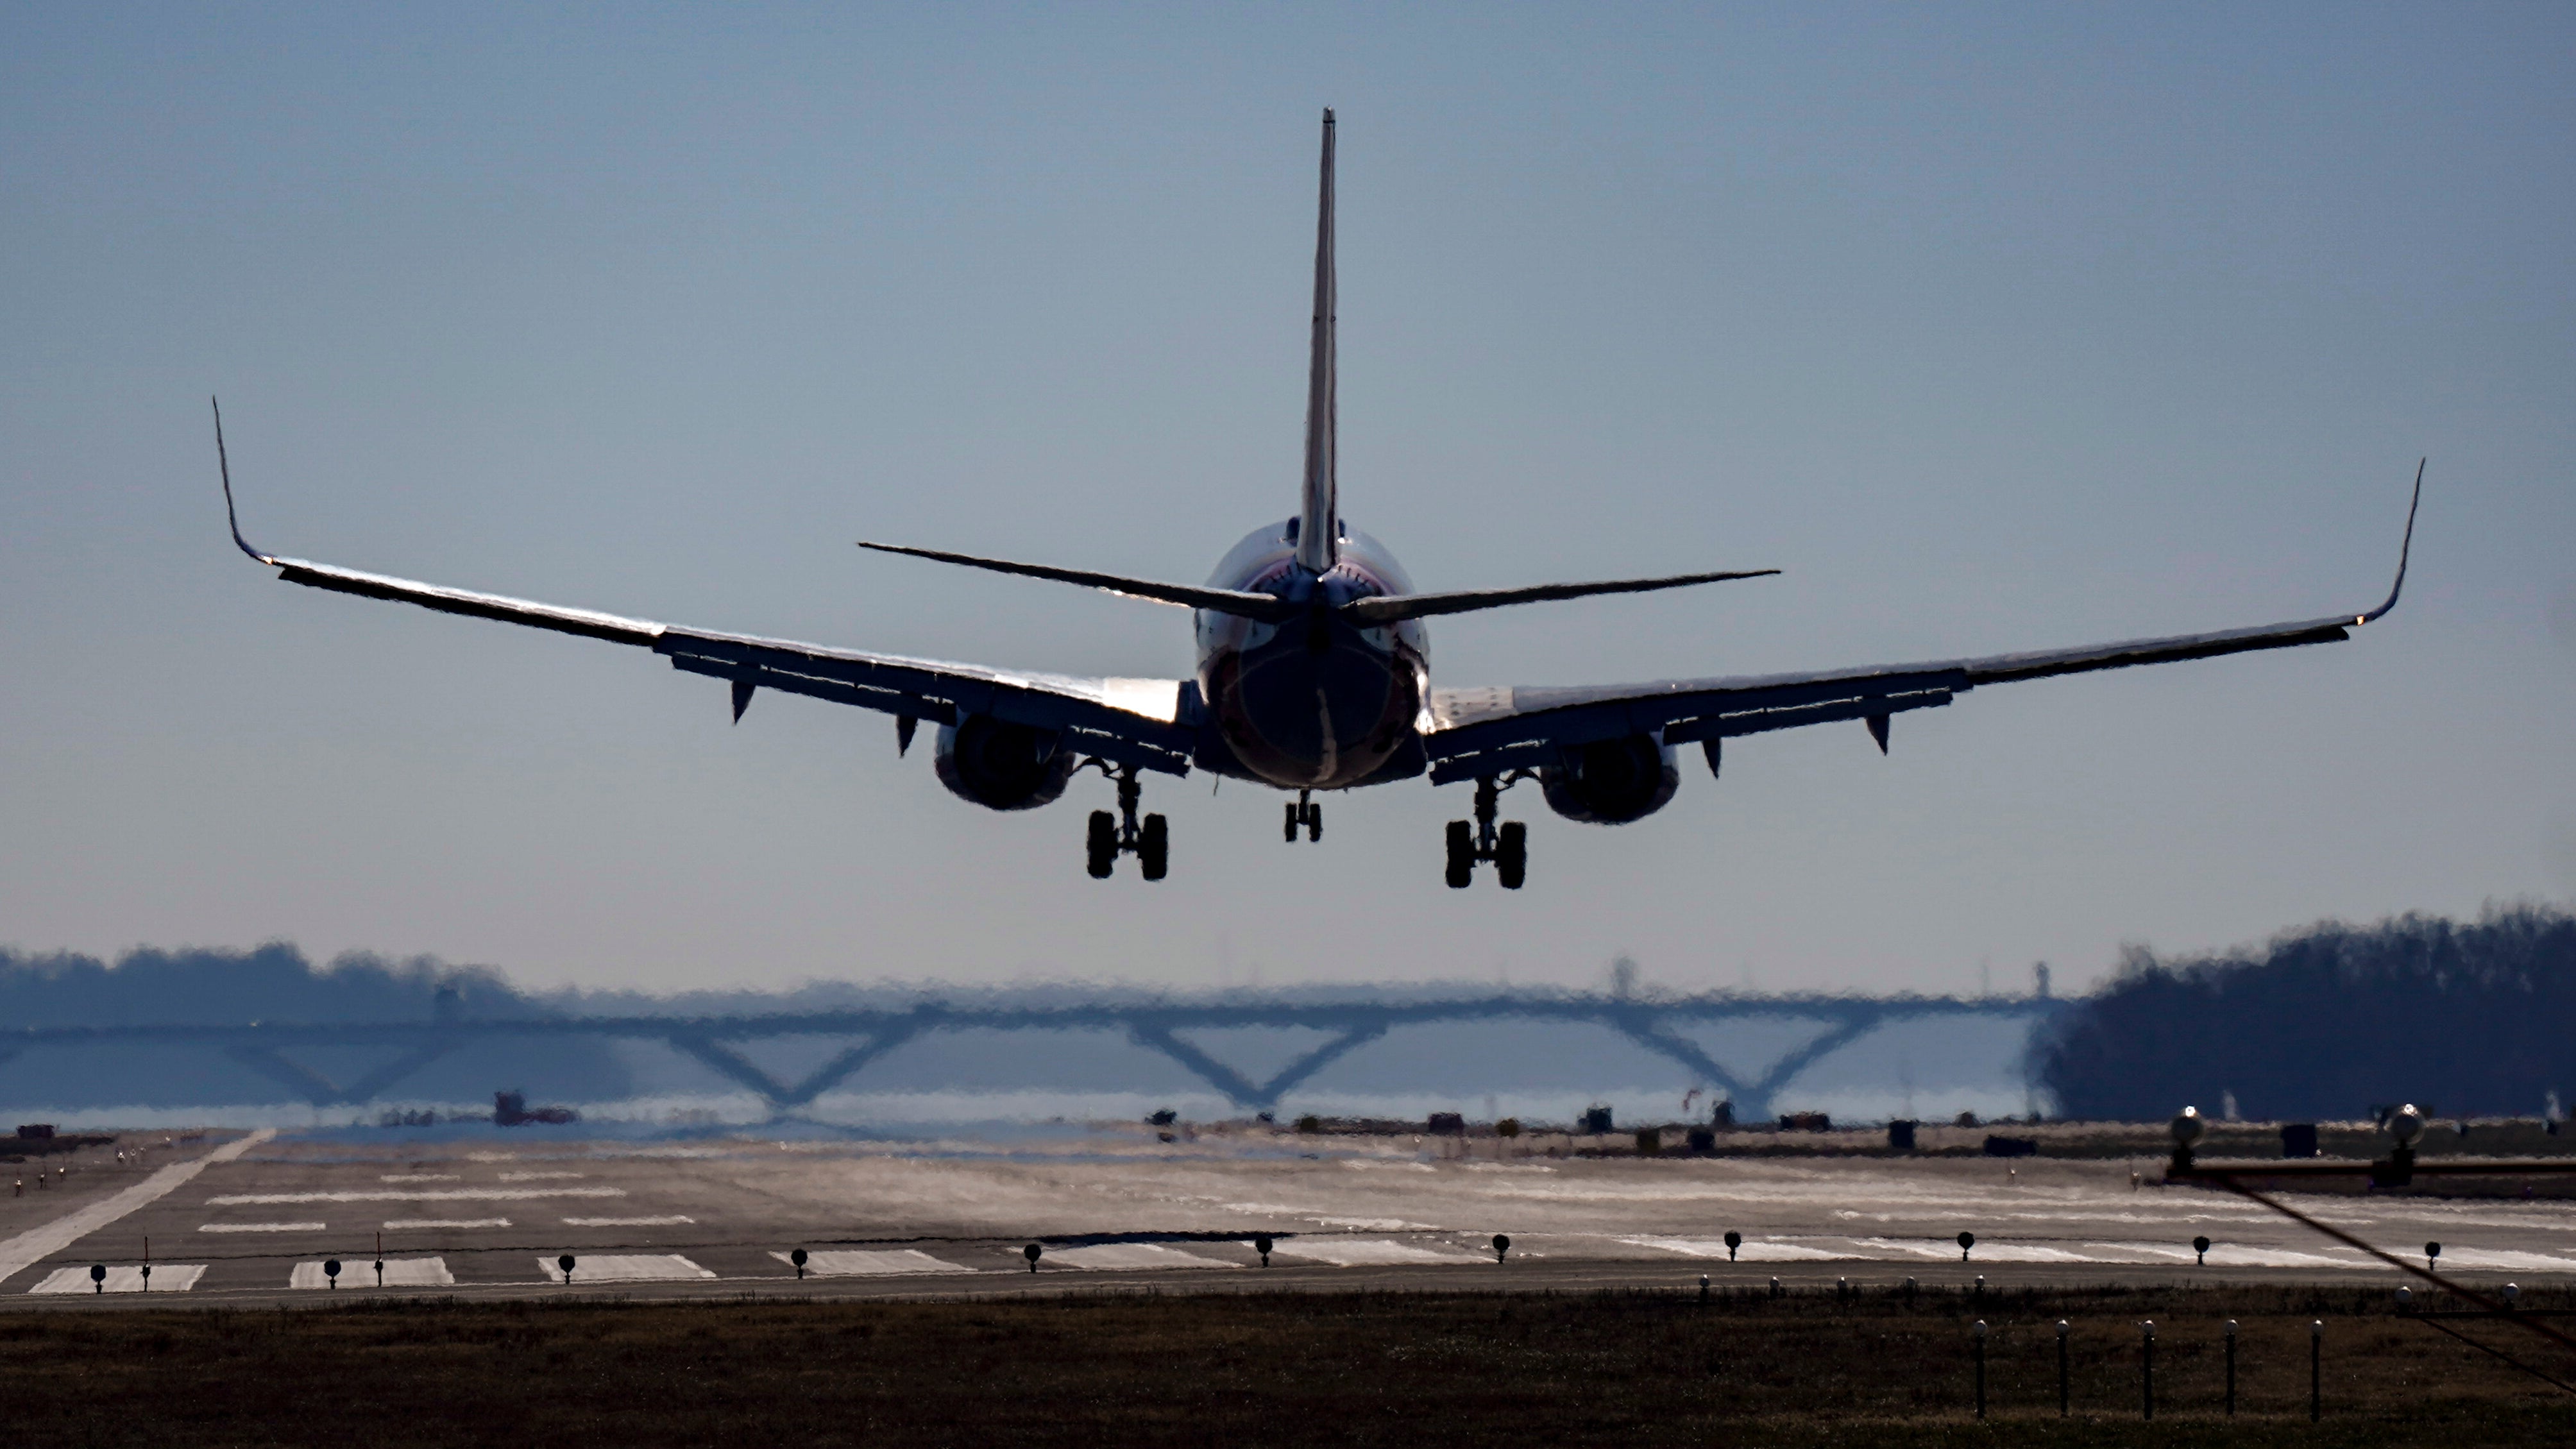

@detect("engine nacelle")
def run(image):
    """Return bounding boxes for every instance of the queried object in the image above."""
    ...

[1539,734,1681,825]
[933,715,1076,811]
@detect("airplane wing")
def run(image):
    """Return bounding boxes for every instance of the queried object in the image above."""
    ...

[217,409,1192,776]
[246,555,1198,775]
[1423,468,2423,786]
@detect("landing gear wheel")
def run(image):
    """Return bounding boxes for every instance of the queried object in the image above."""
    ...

[1284,802,1301,843]
[1138,813,1169,881]
[1303,801,1323,842]
[1086,811,1117,879]
[1445,820,1474,889]
[1495,821,1527,890]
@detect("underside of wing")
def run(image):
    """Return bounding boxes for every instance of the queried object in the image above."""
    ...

[1423,613,2358,784]
[654,627,1194,775]
[250,557,1196,775]
[1425,464,2423,784]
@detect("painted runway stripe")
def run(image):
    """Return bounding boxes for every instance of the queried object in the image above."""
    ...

[1846,1237,2110,1265]
[28,1265,207,1294]
[563,1216,694,1227]
[1620,1236,1870,1263]
[199,1222,326,1233]
[2428,1247,2576,1273]
[1271,1239,1483,1267]
[1047,1244,1240,1271]
[772,1250,974,1277]
[543,1254,714,1284]
[2080,1242,2373,1270]
[499,1172,586,1182]
[385,1217,511,1230]
[291,1258,453,1289]
[380,1174,459,1182]
[0,1130,274,1289]
[208,1188,626,1205]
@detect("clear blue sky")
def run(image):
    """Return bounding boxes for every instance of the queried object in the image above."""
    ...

[3,5,2570,997]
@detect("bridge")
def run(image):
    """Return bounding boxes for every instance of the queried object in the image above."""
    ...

[0,991,2066,1122]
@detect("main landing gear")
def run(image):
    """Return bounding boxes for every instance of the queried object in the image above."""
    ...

[1445,773,1529,890]
[1083,761,1167,881]
[1284,788,1322,843]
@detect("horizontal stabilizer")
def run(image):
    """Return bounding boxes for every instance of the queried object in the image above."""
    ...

[1341,567,1780,624]
[857,541,1299,621]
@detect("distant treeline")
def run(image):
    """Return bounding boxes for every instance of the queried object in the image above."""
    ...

[2034,905,2576,1123]
[0,944,630,1109]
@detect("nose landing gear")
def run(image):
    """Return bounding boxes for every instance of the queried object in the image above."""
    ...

[1283,788,1323,843]
[1445,774,1529,888]
[1083,761,1167,881]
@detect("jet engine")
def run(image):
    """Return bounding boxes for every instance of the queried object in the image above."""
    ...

[1539,734,1680,825]
[933,715,1076,811]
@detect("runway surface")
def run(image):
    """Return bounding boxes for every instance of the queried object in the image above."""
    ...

[10,1124,2576,1309]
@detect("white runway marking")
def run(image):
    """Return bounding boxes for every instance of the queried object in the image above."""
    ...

[772,1250,974,1277]
[291,1258,453,1289]
[563,1216,694,1227]
[2063,1243,2205,1264]
[1047,1244,1241,1271]
[544,1254,715,1284]
[1847,1237,2106,1264]
[1273,1238,1482,1267]
[384,1218,511,1230]
[199,1222,326,1233]
[2413,1247,2576,1274]
[2083,1242,2371,1270]
[0,1130,274,1289]
[208,1188,625,1205]
[1317,1217,1440,1231]
[29,1265,207,1294]
[380,1174,459,1183]
[1620,1236,1867,1263]
[499,1172,586,1182]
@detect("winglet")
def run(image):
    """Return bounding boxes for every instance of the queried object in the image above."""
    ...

[213,396,275,564]
[2355,458,2425,625]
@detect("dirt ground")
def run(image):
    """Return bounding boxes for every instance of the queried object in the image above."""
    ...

[6,1284,2575,1446]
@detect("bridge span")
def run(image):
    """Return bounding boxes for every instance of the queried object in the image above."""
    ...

[2,991,2064,1123]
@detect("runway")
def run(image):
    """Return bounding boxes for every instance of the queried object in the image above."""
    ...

[10,1124,2576,1309]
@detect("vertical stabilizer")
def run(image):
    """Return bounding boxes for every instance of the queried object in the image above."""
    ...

[1296,109,1339,575]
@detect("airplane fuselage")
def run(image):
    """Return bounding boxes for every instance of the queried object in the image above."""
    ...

[1196,519,1428,790]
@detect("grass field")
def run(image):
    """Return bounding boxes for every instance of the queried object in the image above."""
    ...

[7,1284,2575,1445]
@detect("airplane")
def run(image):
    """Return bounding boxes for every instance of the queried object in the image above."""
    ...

[216,110,2423,889]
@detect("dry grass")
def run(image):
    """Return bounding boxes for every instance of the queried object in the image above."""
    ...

[6,1284,2576,1445]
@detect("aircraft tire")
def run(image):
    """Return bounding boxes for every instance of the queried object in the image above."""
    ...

[1305,802,1322,842]
[1139,813,1169,881]
[1086,811,1117,879]
[1444,820,1474,889]
[1284,803,1300,842]
[1496,822,1527,890]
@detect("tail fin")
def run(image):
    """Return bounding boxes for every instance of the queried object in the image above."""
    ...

[1295,108,1338,575]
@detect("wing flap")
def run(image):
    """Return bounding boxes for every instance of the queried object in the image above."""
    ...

[1425,668,1967,784]
[656,629,1195,775]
